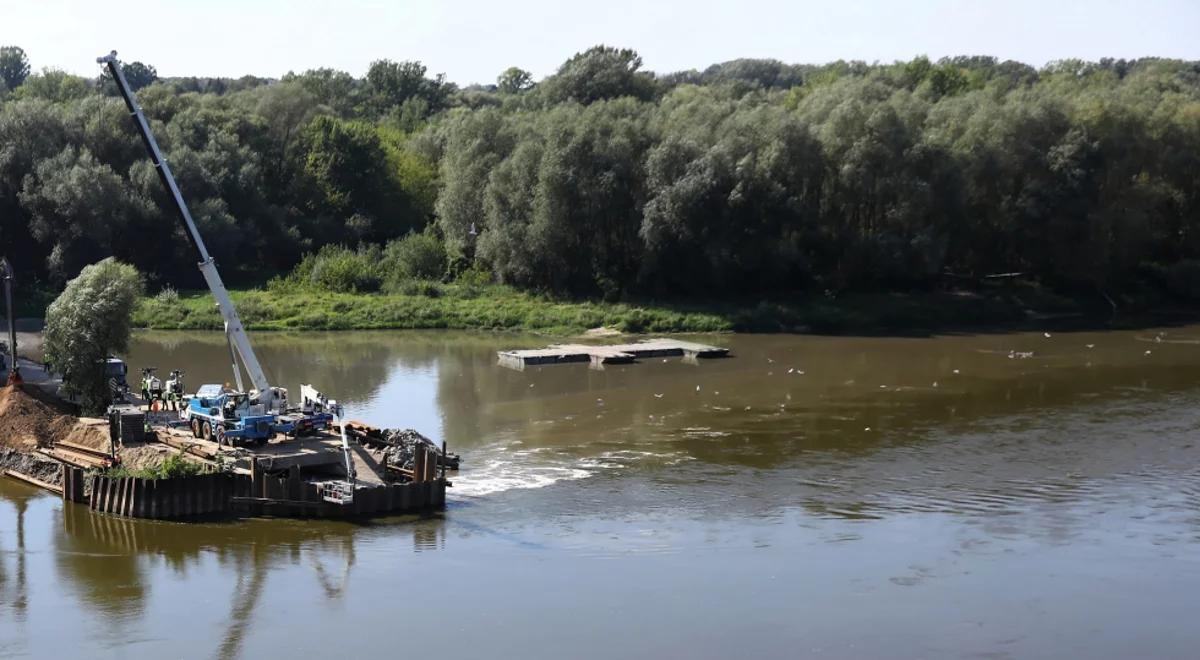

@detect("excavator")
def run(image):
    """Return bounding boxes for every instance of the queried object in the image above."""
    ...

[98,51,356,503]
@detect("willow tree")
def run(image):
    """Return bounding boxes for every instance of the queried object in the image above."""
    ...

[43,258,143,413]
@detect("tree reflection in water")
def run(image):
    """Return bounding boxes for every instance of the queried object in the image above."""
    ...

[49,501,444,659]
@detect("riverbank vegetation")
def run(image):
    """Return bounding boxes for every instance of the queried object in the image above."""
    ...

[133,280,1100,335]
[3,44,1199,328]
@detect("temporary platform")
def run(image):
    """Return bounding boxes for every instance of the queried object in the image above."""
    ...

[498,338,730,369]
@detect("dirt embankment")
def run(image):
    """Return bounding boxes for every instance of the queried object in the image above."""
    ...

[1,384,188,485]
[0,385,111,486]
[1,382,110,446]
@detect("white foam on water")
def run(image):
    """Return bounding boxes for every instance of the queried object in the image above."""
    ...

[452,459,593,497]
[451,443,694,497]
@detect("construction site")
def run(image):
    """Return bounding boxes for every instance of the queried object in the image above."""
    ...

[0,353,455,519]
[0,52,453,521]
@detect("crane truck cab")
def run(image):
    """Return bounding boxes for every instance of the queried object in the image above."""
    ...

[103,357,130,403]
[184,384,295,447]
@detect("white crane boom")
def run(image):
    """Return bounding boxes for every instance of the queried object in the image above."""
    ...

[98,51,280,411]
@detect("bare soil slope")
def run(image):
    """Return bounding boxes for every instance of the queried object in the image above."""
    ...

[0,385,107,451]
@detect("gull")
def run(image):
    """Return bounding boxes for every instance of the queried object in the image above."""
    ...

[952,369,960,374]
[696,385,701,392]
[529,383,535,388]
[864,427,872,431]
[788,368,794,374]
[654,393,664,398]
[932,381,938,388]
[1086,344,1095,349]
[1044,332,1052,338]
[1145,350,1152,355]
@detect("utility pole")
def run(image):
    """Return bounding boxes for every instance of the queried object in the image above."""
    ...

[1,257,21,386]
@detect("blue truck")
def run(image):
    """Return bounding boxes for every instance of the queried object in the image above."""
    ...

[184,384,294,447]
[184,384,338,447]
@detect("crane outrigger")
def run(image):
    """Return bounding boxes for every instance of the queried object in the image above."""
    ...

[98,51,356,502]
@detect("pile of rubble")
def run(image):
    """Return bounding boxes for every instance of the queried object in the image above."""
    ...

[347,424,460,471]
[0,446,62,485]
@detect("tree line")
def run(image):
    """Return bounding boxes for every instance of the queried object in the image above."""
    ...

[2,44,1199,303]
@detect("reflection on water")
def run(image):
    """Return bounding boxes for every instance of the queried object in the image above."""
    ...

[2,327,1200,658]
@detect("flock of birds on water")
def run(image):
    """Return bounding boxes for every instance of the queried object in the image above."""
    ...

[519,329,1181,437]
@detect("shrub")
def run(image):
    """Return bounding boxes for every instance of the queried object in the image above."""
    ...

[234,291,273,324]
[455,263,494,287]
[107,452,204,479]
[154,285,180,306]
[293,245,383,293]
[395,280,442,297]
[383,231,446,281]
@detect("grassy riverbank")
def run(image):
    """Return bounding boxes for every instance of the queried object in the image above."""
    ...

[131,282,1106,335]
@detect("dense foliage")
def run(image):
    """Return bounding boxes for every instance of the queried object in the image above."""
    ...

[42,258,143,413]
[2,45,1199,305]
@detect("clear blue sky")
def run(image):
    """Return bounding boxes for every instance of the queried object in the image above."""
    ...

[5,0,1198,84]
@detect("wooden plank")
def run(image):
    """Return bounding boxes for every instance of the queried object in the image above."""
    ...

[56,440,112,461]
[4,469,63,494]
[38,447,105,469]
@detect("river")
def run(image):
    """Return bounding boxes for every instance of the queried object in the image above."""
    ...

[2,327,1200,658]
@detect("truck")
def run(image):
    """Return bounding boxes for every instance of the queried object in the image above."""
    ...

[186,384,287,446]
[184,384,338,447]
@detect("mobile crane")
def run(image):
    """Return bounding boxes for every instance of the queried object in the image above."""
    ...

[99,51,355,502]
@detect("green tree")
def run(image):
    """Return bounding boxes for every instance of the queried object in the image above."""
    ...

[14,68,92,103]
[285,68,358,116]
[0,46,30,90]
[253,81,319,188]
[121,61,158,91]
[18,147,151,282]
[299,115,423,241]
[43,258,143,414]
[365,59,451,117]
[496,67,533,94]
[540,45,657,105]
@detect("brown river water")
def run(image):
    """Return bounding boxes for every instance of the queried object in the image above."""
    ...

[2,327,1200,658]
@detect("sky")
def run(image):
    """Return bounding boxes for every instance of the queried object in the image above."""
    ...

[3,0,1198,85]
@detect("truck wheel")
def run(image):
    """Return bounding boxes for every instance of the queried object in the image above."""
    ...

[190,418,201,438]
[203,421,213,442]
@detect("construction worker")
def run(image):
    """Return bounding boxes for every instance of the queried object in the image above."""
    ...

[166,370,184,411]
